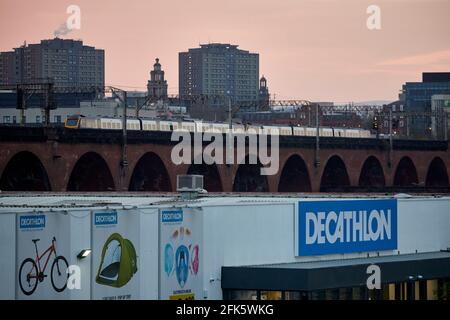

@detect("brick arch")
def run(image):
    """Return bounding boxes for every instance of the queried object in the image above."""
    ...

[0,151,51,191]
[425,157,449,187]
[278,154,311,192]
[358,155,386,188]
[320,155,350,191]
[67,151,115,191]
[393,156,418,187]
[232,154,269,192]
[128,152,172,191]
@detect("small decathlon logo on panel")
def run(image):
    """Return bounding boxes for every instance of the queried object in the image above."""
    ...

[297,199,397,256]
[161,209,183,223]
[20,215,46,230]
[94,211,118,226]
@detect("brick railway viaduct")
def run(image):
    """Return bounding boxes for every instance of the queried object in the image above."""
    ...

[0,126,449,193]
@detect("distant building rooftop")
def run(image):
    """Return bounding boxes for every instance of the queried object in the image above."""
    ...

[423,72,450,83]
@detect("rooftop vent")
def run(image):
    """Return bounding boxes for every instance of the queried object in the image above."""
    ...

[177,175,205,199]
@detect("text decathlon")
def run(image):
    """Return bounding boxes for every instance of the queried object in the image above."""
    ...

[306,209,392,245]
[20,215,46,229]
[162,210,183,223]
[94,212,117,226]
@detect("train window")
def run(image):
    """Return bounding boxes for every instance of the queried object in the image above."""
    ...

[66,119,79,127]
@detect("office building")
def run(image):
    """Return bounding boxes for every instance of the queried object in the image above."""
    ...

[0,38,104,88]
[401,72,450,136]
[179,44,259,105]
[431,94,450,139]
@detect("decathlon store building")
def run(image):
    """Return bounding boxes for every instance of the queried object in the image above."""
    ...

[0,194,450,300]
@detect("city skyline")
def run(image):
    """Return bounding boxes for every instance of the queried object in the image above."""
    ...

[0,0,449,103]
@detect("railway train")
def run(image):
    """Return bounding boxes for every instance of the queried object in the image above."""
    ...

[64,115,372,138]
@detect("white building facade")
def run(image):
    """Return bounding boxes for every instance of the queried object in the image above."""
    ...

[0,194,449,300]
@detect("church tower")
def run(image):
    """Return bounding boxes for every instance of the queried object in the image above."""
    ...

[258,75,270,109]
[147,58,168,100]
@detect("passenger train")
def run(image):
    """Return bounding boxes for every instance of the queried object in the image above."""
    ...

[64,115,372,138]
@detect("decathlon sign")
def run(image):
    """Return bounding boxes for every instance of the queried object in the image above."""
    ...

[297,199,397,256]
[94,211,117,226]
[161,209,183,223]
[19,215,46,230]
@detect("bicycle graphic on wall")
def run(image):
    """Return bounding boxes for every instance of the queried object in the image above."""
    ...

[18,237,69,296]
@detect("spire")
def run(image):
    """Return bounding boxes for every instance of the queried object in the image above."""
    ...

[153,58,161,71]
[260,75,267,88]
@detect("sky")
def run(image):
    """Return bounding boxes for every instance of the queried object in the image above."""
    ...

[0,0,449,103]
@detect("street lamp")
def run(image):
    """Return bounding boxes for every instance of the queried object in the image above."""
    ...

[77,249,92,259]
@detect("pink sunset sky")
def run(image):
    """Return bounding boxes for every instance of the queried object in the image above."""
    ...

[0,0,449,103]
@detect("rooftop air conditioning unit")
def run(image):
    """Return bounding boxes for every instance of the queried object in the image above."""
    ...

[177,175,204,193]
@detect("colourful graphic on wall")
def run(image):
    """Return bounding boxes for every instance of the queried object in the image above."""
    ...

[164,244,174,277]
[17,213,71,300]
[96,233,138,288]
[163,226,200,288]
[92,210,140,300]
[175,245,189,287]
[18,236,69,296]
[160,208,202,299]
[191,245,199,275]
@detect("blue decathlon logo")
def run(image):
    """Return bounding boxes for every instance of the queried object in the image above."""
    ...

[94,211,117,226]
[298,199,397,256]
[20,215,46,230]
[161,209,183,223]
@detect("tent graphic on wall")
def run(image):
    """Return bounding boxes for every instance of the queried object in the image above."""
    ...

[96,233,138,287]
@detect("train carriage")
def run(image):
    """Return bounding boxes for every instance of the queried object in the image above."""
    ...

[64,115,373,139]
[142,119,158,131]
[278,126,293,136]
[293,126,306,136]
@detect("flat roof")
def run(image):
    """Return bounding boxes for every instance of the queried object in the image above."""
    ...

[0,192,449,211]
[222,251,450,291]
